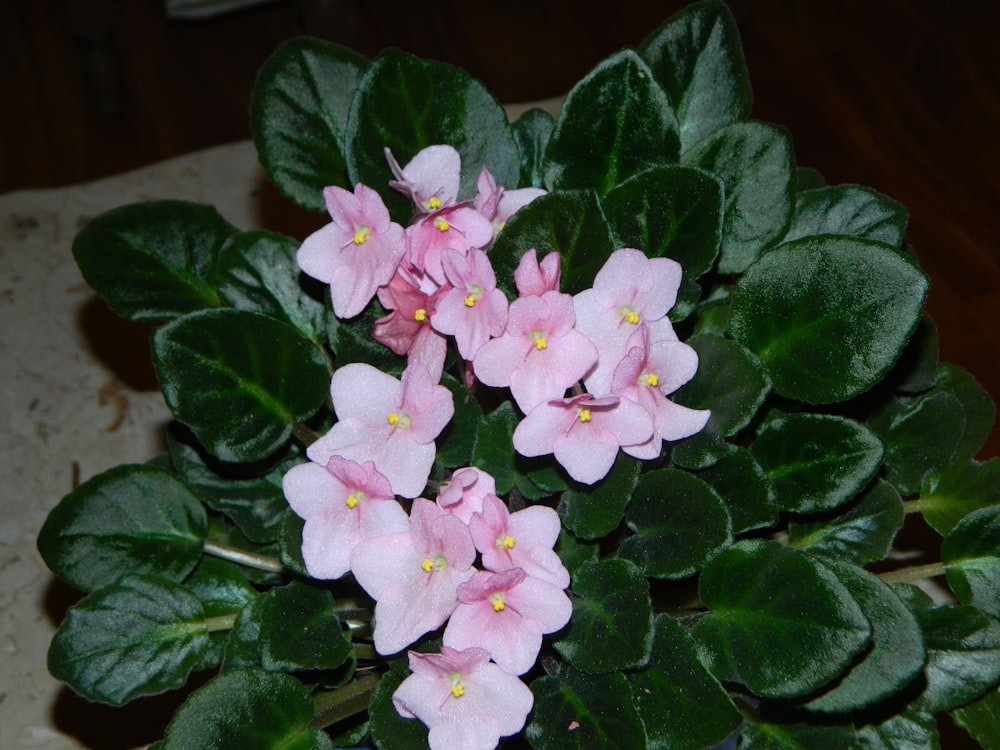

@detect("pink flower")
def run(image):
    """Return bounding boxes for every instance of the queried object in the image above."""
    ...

[282,457,407,580]
[514,249,561,297]
[473,290,597,413]
[513,393,653,484]
[611,323,711,459]
[296,183,406,319]
[431,248,509,360]
[385,144,462,213]
[469,494,570,589]
[573,248,683,394]
[443,568,572,675]
[351,499,476,655]
[436,467,497,525]
[373,266,448,382]
[307,361,454,498]
[474,167,546,233]
[392,646,533,750]
[406,204,496,286]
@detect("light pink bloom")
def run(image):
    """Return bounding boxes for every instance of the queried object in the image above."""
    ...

[474,167,546,233]
[393,646,533,750]
[307,362,454,498]
[513,393,653,484]
[373,266,447,382]
[351,499,476,655]
[514,248,561,297]
[282,457,407,580]
[611,324,711,459]
[443,568,572,675]
[469,494,570,589]
[431,248,509,360]
[437,467,497,524]
[473,290,597,413]
[296,183,406,319]
[385,144,461,213]
[573,248,683,394]
[406,204,496,286]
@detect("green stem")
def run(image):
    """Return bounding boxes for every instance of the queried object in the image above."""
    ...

[353,643,378,661]
[204,614,238,632]
[203,540,285,573]
[903,499,922,515]
[292,421,320,447]
[877,561,947,585]
[311,673,381,729]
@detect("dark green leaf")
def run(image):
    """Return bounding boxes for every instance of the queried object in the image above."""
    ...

[345,48,518,221]
[511,107,555,188]
[526,666,647,750]
[332,299,406,375]
[435,373,482,467]
[751,413,884,514]
[558,453,641,539]
[788,479,904,566]
[152,309,329,462]
[937,362,996,462]
[951,688,1000,750]
[489,189,615,298]
[544,50,679,195]
[472,402,520,494]
[48,574,209,706]
[730,236,928,403]
[555,559,654,673]
[681,121,794,273]
[639,0,752,151]
[739,721,861,749]
[855,710,940,750]
[221,595,265,670]
[183,556,258,669]
[279,508,310,577]
[555,528,600,577]
[258,581,353,672]
[803,560,925,713]
[619,468,732,578]
[369,667,429,750]
[693,540,871,698]
[72,200,236,320]
[921,458,1000,536]
[629,615,741,750]
[782,184,908,247]
[890,314,939,394]
[795,167,827,191]
[38,464,206,593]
[249,37,369,211]
[161,669,334,749]
[698,447,777,533]
[943,505,1000,618]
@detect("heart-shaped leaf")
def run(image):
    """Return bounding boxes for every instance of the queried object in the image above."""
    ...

[942,505,1000,618]
[698,447,777,533]
[511,107,554,188]
[558,453,641,540]
[921,458,1000,536]
[782,184,908,248]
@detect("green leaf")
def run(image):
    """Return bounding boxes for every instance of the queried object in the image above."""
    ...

[544,50,679,195]
[698,447,777,533]
[489,189,615,298]
[258,581,353,672]
[921,458,1000,536]
[38,464,206,593]
[214,229,332,343]
[891,314,939,394]
[555,559,654,673]
[951,688,1000,750]
[345,47,519,221]
[693,540,871,698]
[555,528,600,577]
[249,37,369,211]
[629,615,741,750]
[161,669,334,749]
[942,505,1000,618]
[855,710,940,750]
[472,401,520,494]
[72,200,236,320]
[739,721,861,749]
[639,0,752,152]
[750,413,884,514]
[332,299,406,375]
[278,508,310,577]
[183,556,258,669]
[558,453,641,539]
[369,667,429,750]
[48,574,209,706]
[782,184,908,248]
[937,362,996,462]
[681,121,794,273]
[221,595,266,670]
[730,236,928,403]
[802,560,925,714]
[619,468,732,579]
[152,309,329,462]
[511,107,555,188]
[795,166,827,191]
[788,479,904,566]
[435,373,482,468]
[526,666,647,750]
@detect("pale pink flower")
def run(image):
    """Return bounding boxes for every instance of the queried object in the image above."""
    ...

[307,361,454,498]
[443,568,572,675]
[282,457,407,580]
[514,248,561,297]
[385,144,461,213]
[573,248,683,394]
[469,494,570,589]
[296,183,406,319]
[406,204,496,286]
[351,499,476,655]
[436,467,497,525]
[513,393,653,484]
[611,323,711,459]
[474,167,546,233]
[473,290,597,413]
[392,646,533,750]
[373,266,447,382]
[430,248,509,360]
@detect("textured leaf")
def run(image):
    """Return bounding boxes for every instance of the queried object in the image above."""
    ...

[855,710,940,750]
[38,464,206,593]
[921,458,1000,536]
[698,447,777,533]
[942,505,1000,618]
[511,106,554,188]
[369,667,429,750]
[558,453,641,539]
[782,184,908,247]
[951,688,1000,750]
[936,363,996,462]
[472,401,520,495]
[435,373,482,468]
[739,721,862,749]
[258,581,353,672]
[183,556,258,669]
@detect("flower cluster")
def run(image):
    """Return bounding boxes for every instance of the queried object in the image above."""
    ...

[283,145,709,748]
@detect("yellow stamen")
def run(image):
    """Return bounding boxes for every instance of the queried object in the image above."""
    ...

[421,558,434,573]
[490,592,506,612]
[502,535,516,549]
[387,413,400,425]
[645,373,659,387]
[345,494,359,509]
[464,295,477,307]
[534,337,548,350]
[353,226,371,245]
[451,683,465,698]
[626,311,640,324]
[435,217,450,232]
[428,196,442,210]
[578,409,592,423]
[414,308,427,322]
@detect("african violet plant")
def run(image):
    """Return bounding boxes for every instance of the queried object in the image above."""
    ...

[37,2,1000,748]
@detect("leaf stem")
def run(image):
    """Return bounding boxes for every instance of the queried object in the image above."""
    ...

[204,614,238,632]
[203,540,285,573]
[903,499,922,514]
[310,673,381,729]
[292,421,320,447]
[877,561,947,585]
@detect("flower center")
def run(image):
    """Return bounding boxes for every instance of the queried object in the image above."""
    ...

[464,283,482,307]
[344,490,365,509]
[421,554,448,573]
[434,216,450,232]
[577,408,592,423]
[490,591,506,612]
[428,196,443,211]
[643,372,659,387]
[531,330,548,350]
[496,534,516,550]
[387,411,412,428]
[353,225,371,245]
[414,308,427,322]
[449,672,465,698]
[620,305,640,325]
